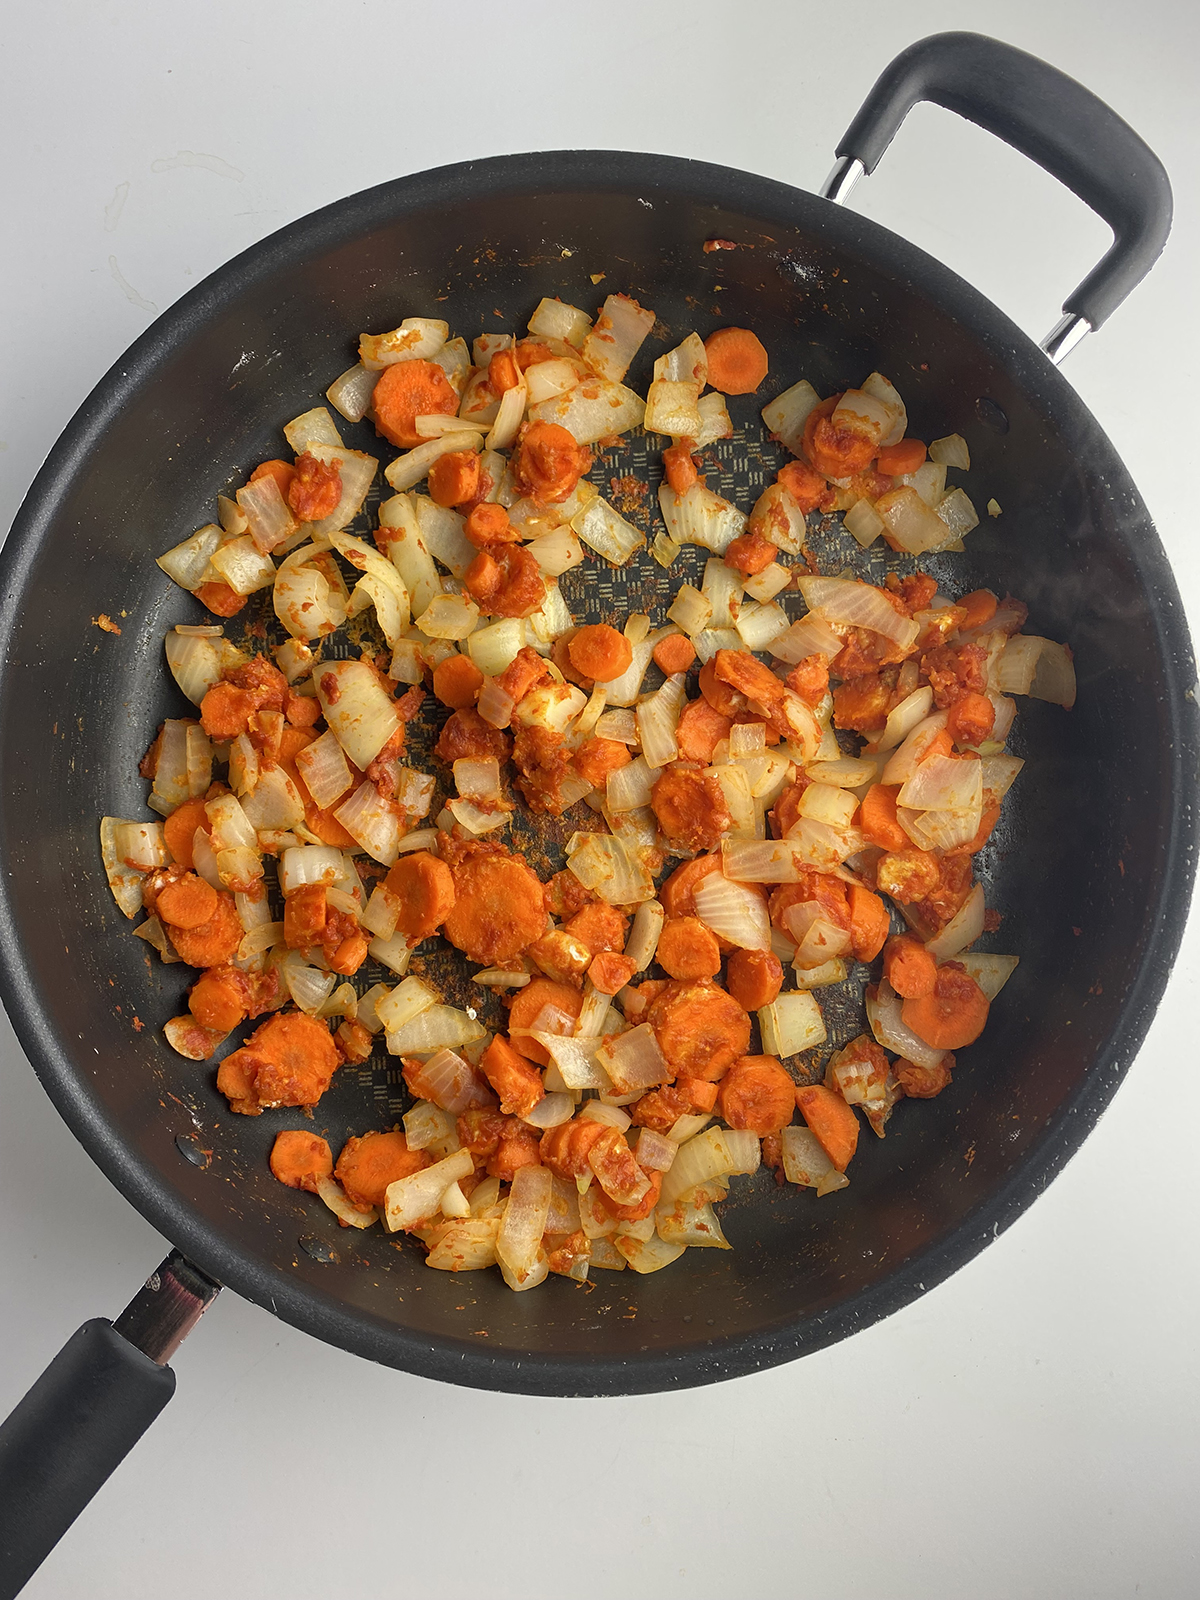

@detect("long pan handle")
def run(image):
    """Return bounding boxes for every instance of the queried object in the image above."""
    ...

[823,31,1173,360]
[0,1254,218,1599]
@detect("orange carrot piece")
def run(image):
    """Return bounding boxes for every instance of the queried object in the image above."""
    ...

[718,1055,796,1134]
[269,1130,333,1193]
[284,689,321,727]
[901,964,990,1050]
[653,634,696,675]
[587,951,638,995]
[287,452,342,521]
[428,449,481,508]
[335,1131,429,1210]
[572,735,632,789]
[432,653,484,710]
[848,884,891,963]
[676,1076,719,1112]
[327,930,369,976]
[188,967,247,1032]
[662,442,699,494]
[883,935,938,999]
[284,884,327,949]
[724,530,778,575]
[947,691,995,746]
[795,1083,860,1171]
[704,327,768,395]
[168,890,244,969]
[656,917,722,980]
[488,349,521,394]
[776,458,830,514]
[195,580,247,617]
[725,947,784,1011]
[858,783,911,851]
[464,501,518,547]
[506,978,583,1065]
[480,1035,545,1119]
[957,589,998,632]
[511,420,592,506]
[249,459,296,497]
[384,851,456,944]
[372,360,458,449]
[567,625,633,684]
[199,680,256,742]
[163,797,209,870]
[675,697,733,763]
[157,872,219,931]
[876,438,927,475]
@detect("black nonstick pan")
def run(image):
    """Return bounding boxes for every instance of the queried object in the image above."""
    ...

[0,32,1195,1598]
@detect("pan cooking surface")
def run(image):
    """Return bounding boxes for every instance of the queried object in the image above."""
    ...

[1,154,1193,1391]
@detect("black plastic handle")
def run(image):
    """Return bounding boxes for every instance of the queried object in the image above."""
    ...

[836,31,1172,329]
[0,1321,175,1599]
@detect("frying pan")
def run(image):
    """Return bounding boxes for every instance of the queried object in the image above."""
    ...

[0,30,1195,1597]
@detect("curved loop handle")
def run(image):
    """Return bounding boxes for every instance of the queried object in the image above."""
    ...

[826,32,1173,353]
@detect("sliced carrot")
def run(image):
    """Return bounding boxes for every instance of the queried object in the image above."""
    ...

[848,884,891,963]
[725,947,784,1011]
[287,452,341,521]
[957,588,998,632]
[480,1035,545,1119]
[464,501,517,547]
[372,360,458,449]
[947,691,995,746]
[539,1118,605,1179]
[647,980,751,1080]
[676,1076,719,1112]
[805,410,875,478]
[496,645,551,704]
[704,327,768,395]
[250,459,296,497]
[515,339,557,370]
[157,873,219,931]
[567,625,633,684]
[876,438,927,475]
[428,449,481,509]
[512,420,592,506]
[384,851,456,944]
[656,917,722,981]
[563,901,628,955]
[168,890,244,969]
[188,966,248,1032]
[659,854,723,919]
[163,797,209,870]
[858,783,911,851]
[572,735,631,789]
[724,530,778,575]
[506,978,583,1065]
[718,1056,796,1134]
[652,634,696,676]
[284,689,321,727]
[776,458,830,514]
[432,653,484,710]
[662,442,699,495]
[199,681,256,742]
[488,349,521,395]
[901,964,990,1050]
[269,1130,333,1193]
[675,697,733,763]
[327,930,369,976]
[335,1131,429,1209]
[195,581,247,618]
[284,884,327,949]
[883,935,937,999]
[587,951,638,995]
[795,1083,859,1171]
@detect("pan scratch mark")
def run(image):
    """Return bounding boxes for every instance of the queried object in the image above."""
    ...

[152,150,245,182]
[104,182,130,232]
[109,256,157,315]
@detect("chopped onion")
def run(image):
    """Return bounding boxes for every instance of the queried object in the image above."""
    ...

[334,781,401,866]
[981,753,1025,806]
[929,433,970,470]
[375,974,439,1035]
[204,793,256,853]
[759,991,827,1056]
[926,882,986,960]
[157,523,223,591]
[661,1127,733,1206]
[880,711,950,785]
[524,357,585,405]
[655,1196,729,1249]
[747,483,807,555]
[386,1004,485,1058]
[570,496,645,566]
[314,1176,377,1229]
[597,1023,670,1094]
[798,783,859,830]
[528,378,644,444]
[367,931,412,977]
[866,979,945,1070]
[710,762,755,837]
[735,601,790,652]
[617,899,663,974]
[792,957,848,989]
[227,734,258,798]
[359,317,448,370]
[190,827,221,891]
[769,614,843,665]
[658,482,746,555]
[379,495,442,616]
[666,583,713,638]
[636,674,686,769]
[133,913,181,963]
[383,432,482,495]
[282,406,342,455]
[722,1130,761,1175]
[615,1234,687,1273]
[236,473,297,555]
[644,378,702,438]
[527,296,592,347]
[485,377,528,452]
[522,1093,575,1130]
[424,1217,503,1272]
[780,1125,836,1188]
[403,1100,456,1153]
[936,488,980,540]
[898,754,983,814]
[996,635,1076,708]
[653,332,707,386]
[292,729,352,811]
[844,498,885,548]
[775,693,823,762]
[431,336,471,395]
[496,1164,554,1286]
[383,1148,473,1232]
[833,388,893,448]
[693,873,771,950]
[413,497,476,578]
[742,563,791,605]
[719,841,798,889]
[525,525,586,578]
[878,686,934,751]
[100,818,153,917]
[595,708,638,745]
[164,632,226,706]
[419,593,481,640]
[532,1032,607,1091]
[149,719,191,811]
[241,766,305,833]
[694,391,733,447]
[325,362,378,423]
[273,551,336,642]
[513,682,587,735]
[567,833,654,906]
[799,576,919,651]
[701,558,743,630]
[761,379,820,454]
[410,1048,491,1115]
[315,660,400,770]
[860,372,907,447]
[804,756,878,788]
[581,293,655,382]
[784,816,865,869]
[633,1128,677,1173]
[958,952,1019,999]
[281,954,336,1015]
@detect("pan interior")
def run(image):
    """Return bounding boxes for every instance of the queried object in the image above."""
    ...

[0,155,1191,1393]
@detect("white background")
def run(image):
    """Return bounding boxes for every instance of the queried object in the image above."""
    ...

[3,2,1198,1596]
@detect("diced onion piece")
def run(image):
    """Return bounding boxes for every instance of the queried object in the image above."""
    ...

[413,413,485,439]
[878,686,934,752]
[600,755,650,814]
[388,640,423,685]
[283,405,342,455]
[981,754,1024,807]
[935,488,980,539]
[615,1234,687,1273]
[522,1094,575,1131]
[375,974,439,1036]
[281,953,336,1015]
[805,756,878,788]
[769,614,843,665]
[995,636,1076,708]
[780,1125,836,1188]
[567,833,655,906]
[897,754,983,814]
[597,1023,670,1094]
[743,562,791,603]
[379,495,442,617]
[721,839,800,883]
[386,1005,485,1057]
[880,711,949,786]
[957,953,1019,1000]
[463,616,523,679]
[439,1182,471,1219]
[526,525,585,577]
[100,818,154,917]
[792,957,848,989]
[419,594,481,640]
[273,548,337,642]
[315,660,400,770]
[644,379,702,438]
[326,363,378,423]
[636,674,686,770]
[383,432,481,494]
[761,379,821,454]
[292,729,352,812]
[527,297,592,347]
[134,914,181,963]
[402,1100,455,1154]
[495,1164,554,1286]
[926,882,986,960]
[633,1128,677,1173]
[570,496,645,566]
[872,484,954,555]
[334,781,401,866]
[722,1130,761,1176]
[735,601,790,652]
[861,372,907,447]
[367,932,412,977]
[424,1217,503,1272]
[694,391,734,447]
[582,293,655,382]
[710,763,755,838]
[595,708,638,744]
[759,992,827,1056]
[833,387,895,448]
[528,379,645,444]
[798,575,919,651]
[524,357,585,405]
[412,1048,490,1115]
[486,376,528,452]
[620,899,663,974]
[477,679,516,730]
[278,844,343,896]
[513,682,587,735]
[236,474,297,555]
[701,558,743,630]
[157,523,223,591]
[844,498,884,548]
[655,1196,729,1249]
[653,332,707,386]
[164,632,222,705]
[209,535,276,596]
[316,1176,378,1229]
[693,873,771,950]
[898,461,947,507]
[359,317,449,370]
[531,1032,607,1091]
[658,482,746,554]
[241,766,304,832]
[661,1127,734,1206]
[729,721,767,760]
[359,884,400,941]
[431,335,471,396]
[203,792,254,853]
[666,584,713,637]
[413,496,477,578]
[866,979,945,1070]
[383,1148,473,1232]
[929,433,970,469]
[446,798,509,835]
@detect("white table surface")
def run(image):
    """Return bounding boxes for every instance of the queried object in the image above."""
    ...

[3,2,1198,1596]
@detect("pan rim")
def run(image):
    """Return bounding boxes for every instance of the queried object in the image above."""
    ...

[1,148,1196,1395]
